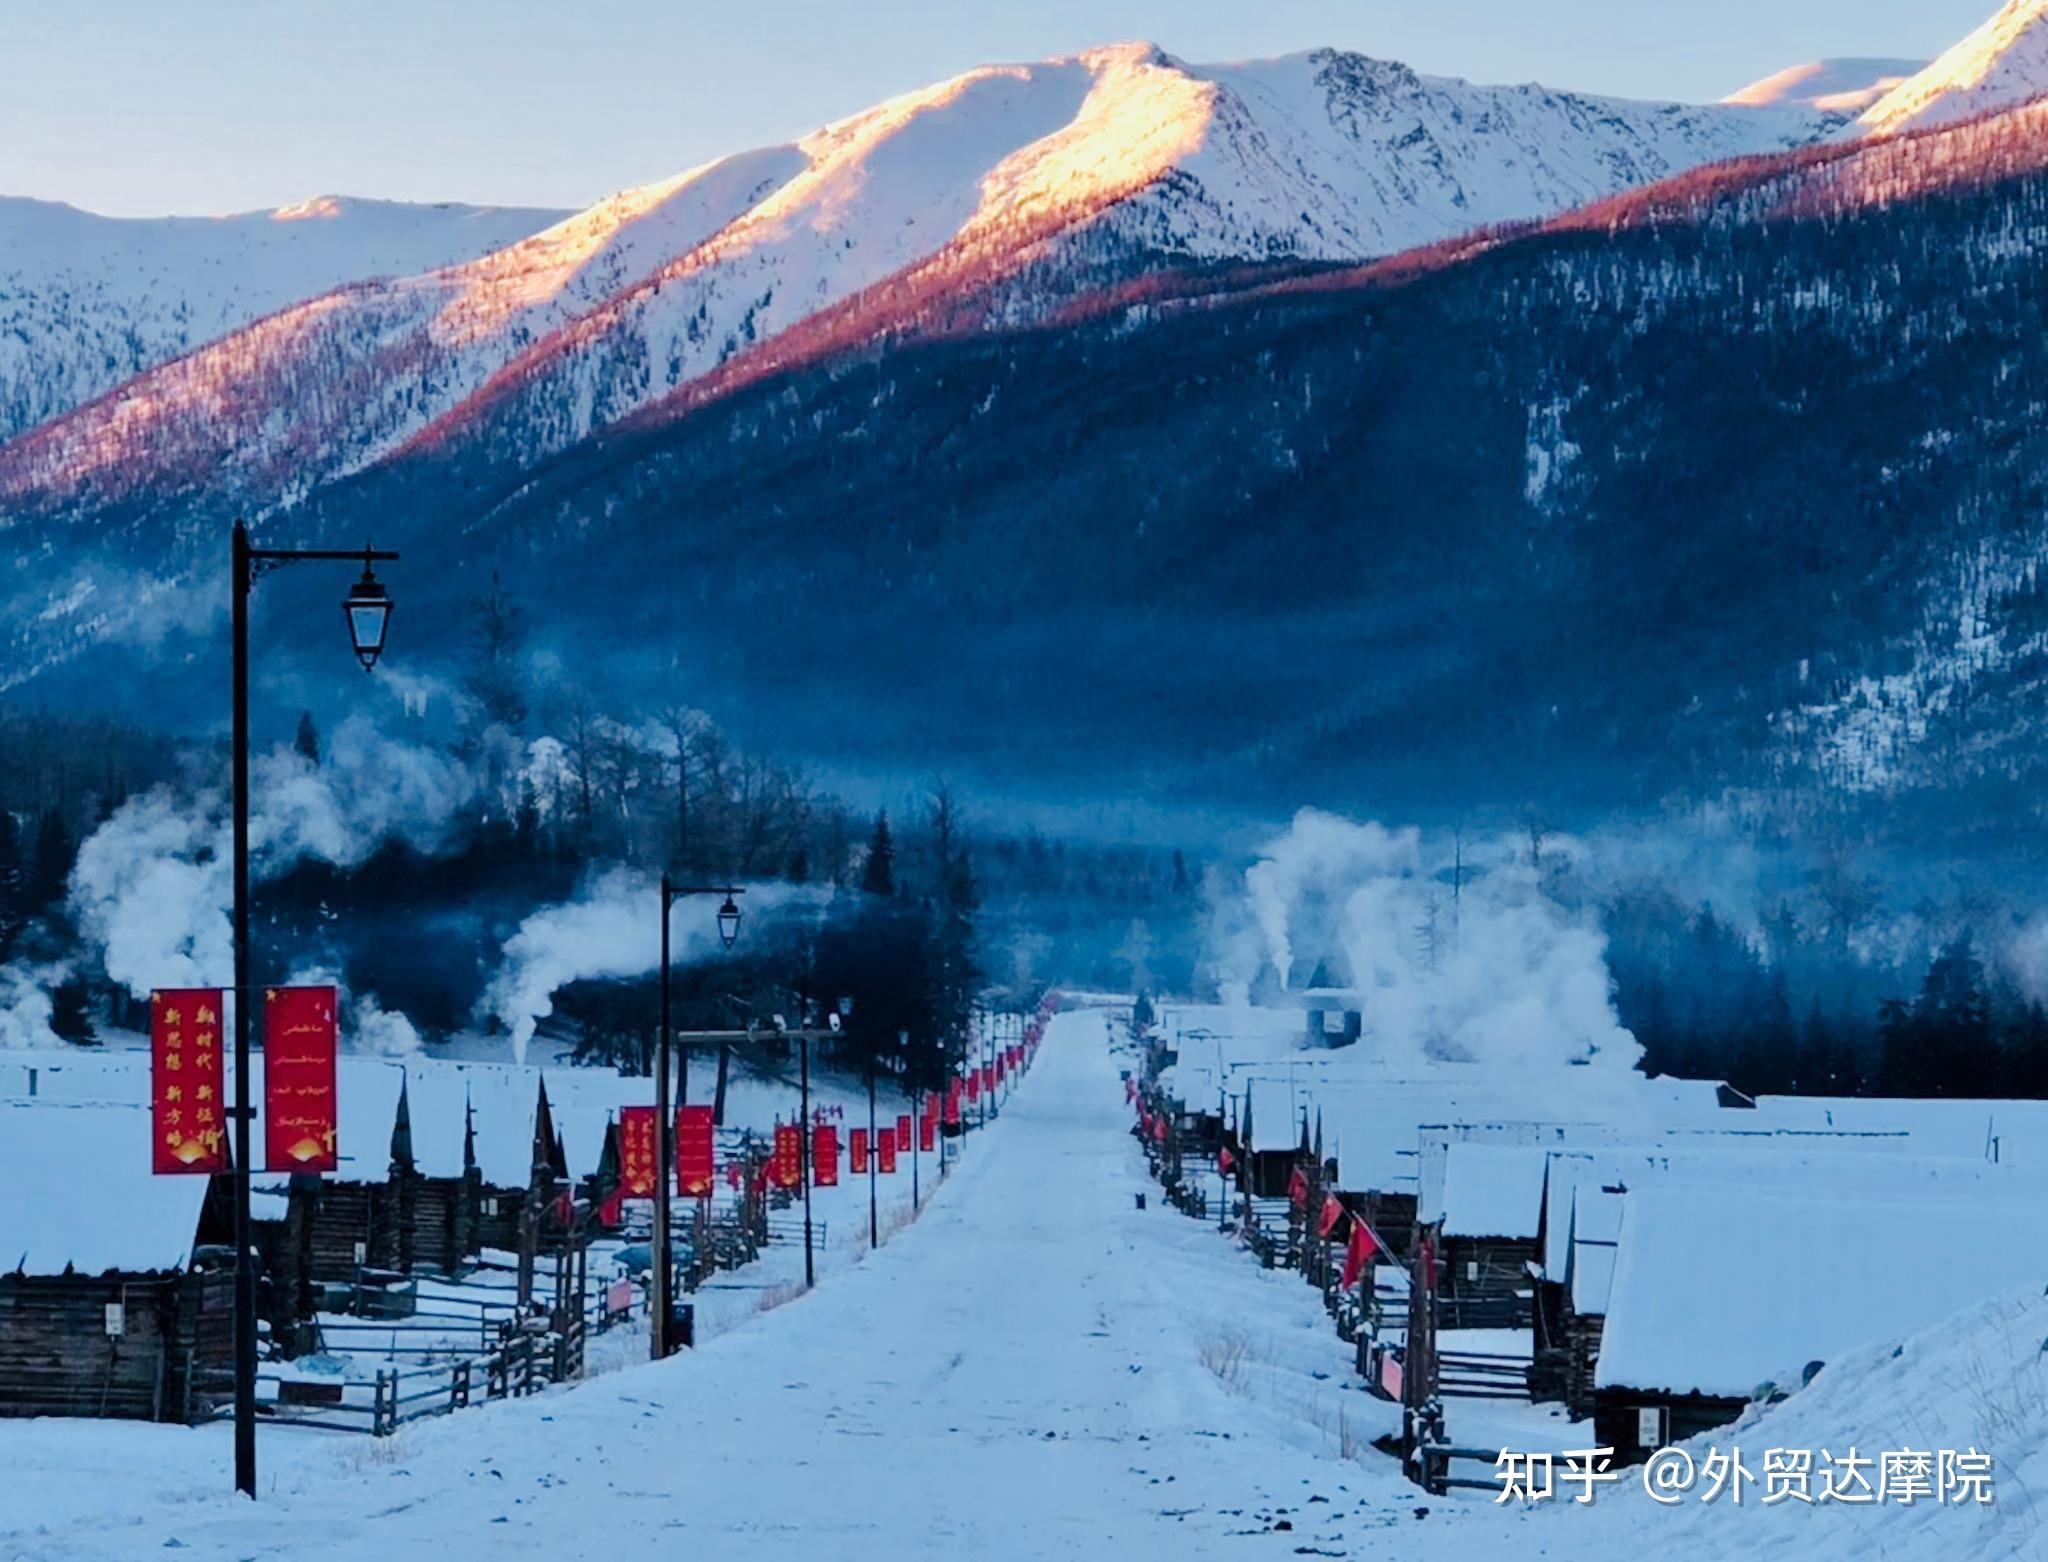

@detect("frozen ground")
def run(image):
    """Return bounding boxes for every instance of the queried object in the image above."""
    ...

[2,1008,2039,1559]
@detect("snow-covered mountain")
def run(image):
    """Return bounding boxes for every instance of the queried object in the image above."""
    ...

[0,43,1827,516]
[0,195,569,443]
[1723,58,1924,114]
[1859,0,2048,136]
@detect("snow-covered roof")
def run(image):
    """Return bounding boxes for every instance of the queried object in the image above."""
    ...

[0,1101,209,1276]
[1565,1185,1623,1317]
[1439,1143,1550,1239]
[1595,1182,2048,1397]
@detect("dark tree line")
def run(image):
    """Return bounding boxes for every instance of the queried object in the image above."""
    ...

[1614,897,2048,1101]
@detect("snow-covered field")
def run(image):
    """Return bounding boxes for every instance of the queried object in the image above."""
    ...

[4,1009,2043,1559]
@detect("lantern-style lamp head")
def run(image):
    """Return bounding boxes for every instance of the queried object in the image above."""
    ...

[716,894,743,950]
[342,553,393,672]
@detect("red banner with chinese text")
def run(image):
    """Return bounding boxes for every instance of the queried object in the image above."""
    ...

[264,986,338,1173]
[813,1124,839,1187]
[851,1128,869,1175]
[877,1127,897,1174]
[151,988,226,1174]
[773,1122,802,1190]
[619,1106,657,1198]
[676,1105,716,1196]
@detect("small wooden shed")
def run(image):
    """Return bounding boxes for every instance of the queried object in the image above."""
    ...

[0,1102,232,1423]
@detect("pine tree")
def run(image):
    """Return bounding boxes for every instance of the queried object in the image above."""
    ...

[0,810,21,958]
[465,571,529,730]
[29,810,72,911]
[861,812,895,897]
[49,974,94,1044]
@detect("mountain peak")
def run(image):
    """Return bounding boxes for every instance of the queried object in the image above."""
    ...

[1860,0,2048,136]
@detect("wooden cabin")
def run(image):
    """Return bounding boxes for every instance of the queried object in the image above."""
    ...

[1434,1143,1544,1330]
[388,1074,485,1275]
[1593,1180,2048,1462]
[0,1102,232,1423]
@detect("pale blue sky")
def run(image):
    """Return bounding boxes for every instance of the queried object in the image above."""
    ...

[0,0,1995,217]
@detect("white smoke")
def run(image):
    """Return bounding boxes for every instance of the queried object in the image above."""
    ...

[53,716,474,1004]
[1212,809,1640,1071]
[484,869,828,1064]
[0,962,63,1050]
[283,962,424,1058]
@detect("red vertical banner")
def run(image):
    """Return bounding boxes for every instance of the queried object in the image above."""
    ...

[982,1065,995,1095]
[676,1105,716,1196]
[850,1128,869,1175]
[619,1106,657,1198]
[773,1122,802,1190]
[813,1124,840,1187]
[896,1113,912,1153]
[264,985,338,1173]
[919,1111,937,1153]
[965,1069,980,1104]
[945,1078,963,1124]
[151,989,226,1174]
[877,1127,897,1174]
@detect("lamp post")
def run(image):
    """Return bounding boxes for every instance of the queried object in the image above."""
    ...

[866,1034,879,1250]
[905,1030,919,1214]
[798,995,814,1291]
[229,522,396,1498]
[653,876,743,1361]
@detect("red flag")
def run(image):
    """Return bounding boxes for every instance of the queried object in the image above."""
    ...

[1342,1218,1381,1290]
[966,1070,981,1104]
[619,1106,658,1198]
[772,1122,802,1189]
[1217,1146,1235,1176]
[897,1112,913,1152]
[152,989,226,1175]
[1317,1193,1344,1240]
[851,1128,869,1175]
[813,1124,840,1187]
[944,1080,962,1126]
[877,1127,897,1174]
[919,1111,937,1153]
[264,986,338,1173]
[676,1105,716,1196]
[1287,1166,1310,1208]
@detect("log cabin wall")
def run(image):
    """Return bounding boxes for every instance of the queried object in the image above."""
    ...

[0,1271,228,1423]
[1439,1236,1538,1329]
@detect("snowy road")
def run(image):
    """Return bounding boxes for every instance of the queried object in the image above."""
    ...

[8,1010,1481,1560]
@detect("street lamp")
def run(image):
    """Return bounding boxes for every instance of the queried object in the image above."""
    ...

[652,876,744,1360]
[340,552,393,671]
[228,521,398,1499]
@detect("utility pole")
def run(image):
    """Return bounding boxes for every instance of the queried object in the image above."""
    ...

[799,986,815,1290]
[867,1046,879,1249]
